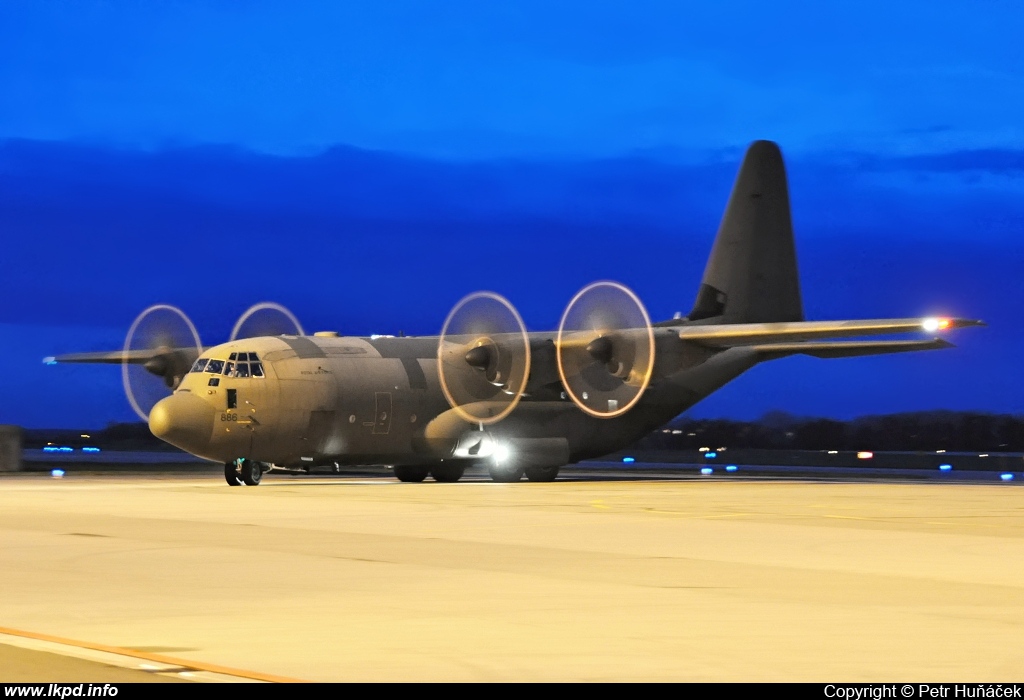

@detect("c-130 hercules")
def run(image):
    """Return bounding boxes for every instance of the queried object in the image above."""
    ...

[50,141,982,486]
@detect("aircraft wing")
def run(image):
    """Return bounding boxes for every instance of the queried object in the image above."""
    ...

[751,338,953,360]
[43,347,203,389]
[675,317,983,347]
[44,349,190,365]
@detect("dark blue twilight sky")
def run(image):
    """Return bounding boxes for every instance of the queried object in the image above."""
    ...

[0,1,1022,428]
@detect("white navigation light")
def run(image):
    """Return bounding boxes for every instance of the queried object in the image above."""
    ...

[922,318,952,332]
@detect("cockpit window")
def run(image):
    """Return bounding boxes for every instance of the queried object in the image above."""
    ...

[205,359,224,374]
[234,363,251,378]
[223,361,235,376]
[250,362,264,378]
[228,352,238,361]
[190,358,209,373]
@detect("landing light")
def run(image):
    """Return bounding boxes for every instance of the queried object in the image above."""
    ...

[922,318,952,332]
[494,444,511,464]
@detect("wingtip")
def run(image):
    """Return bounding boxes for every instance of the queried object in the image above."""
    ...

[42,356,57,365]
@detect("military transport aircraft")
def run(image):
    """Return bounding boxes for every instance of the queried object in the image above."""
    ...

[48,141,982,485]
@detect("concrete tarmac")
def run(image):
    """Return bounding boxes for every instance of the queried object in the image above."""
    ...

[1,469,1022,682]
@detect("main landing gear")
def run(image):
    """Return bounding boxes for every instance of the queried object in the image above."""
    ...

[391,462,559,483]
[392,464,466,482]
[225,459,264,486]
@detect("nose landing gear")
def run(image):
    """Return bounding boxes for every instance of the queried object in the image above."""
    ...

[225,459,264,486]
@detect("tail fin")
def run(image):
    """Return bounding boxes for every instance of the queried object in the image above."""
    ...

[688,140,804,324]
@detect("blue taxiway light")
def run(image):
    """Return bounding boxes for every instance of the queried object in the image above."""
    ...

[1000,473,1014,481]
[725,465,738,472]
[704,452,717,459]
[82,447,101,453]
[622,457,635,463]
[50,469,65,478]
[700,467,713,475]
[939,464,953,471]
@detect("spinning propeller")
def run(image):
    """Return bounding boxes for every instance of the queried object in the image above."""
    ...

[437,292,531,425]
[120,301,304,421]
[122,305,202,422]
[556,281,655,418]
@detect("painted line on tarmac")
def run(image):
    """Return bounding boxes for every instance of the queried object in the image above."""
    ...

[0,626,305,683]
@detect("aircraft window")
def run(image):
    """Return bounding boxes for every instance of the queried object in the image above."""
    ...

[235,363,251,378]
[223,361,235,376]
[206,359,224,374]
[250,362,264,378]
[229,352,238,361]
[190,359,209,373]
[248,352,259,361]
[208,377,219,387]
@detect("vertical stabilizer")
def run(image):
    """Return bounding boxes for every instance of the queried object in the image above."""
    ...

[688,140,803,324]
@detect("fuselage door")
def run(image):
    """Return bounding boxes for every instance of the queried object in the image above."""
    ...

[373,392,392,435]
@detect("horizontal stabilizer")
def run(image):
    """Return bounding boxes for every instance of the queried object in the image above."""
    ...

[676,317,983,347]
[753,338,953,360]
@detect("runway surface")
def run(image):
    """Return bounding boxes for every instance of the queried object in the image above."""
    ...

[1,468,1023,682]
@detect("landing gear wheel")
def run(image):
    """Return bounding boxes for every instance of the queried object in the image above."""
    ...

[524,466,560,482]
[488,464,524,483]
[241,459,263,486]
[430,464,465,482]
[224,463,242,486]
[394,465,429,482]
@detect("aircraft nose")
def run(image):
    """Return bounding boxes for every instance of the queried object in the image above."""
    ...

[149,393,216,454]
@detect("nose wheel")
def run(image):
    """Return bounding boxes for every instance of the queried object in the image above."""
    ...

[225,460,263,486]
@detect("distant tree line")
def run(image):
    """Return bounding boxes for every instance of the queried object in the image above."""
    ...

[634,411,1024,453]
[21,410,1024,453]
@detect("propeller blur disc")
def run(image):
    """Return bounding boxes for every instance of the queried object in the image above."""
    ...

[230,302,305,340]
[437,292,531,425]
[122,305,202,421]
[556,281,654,418]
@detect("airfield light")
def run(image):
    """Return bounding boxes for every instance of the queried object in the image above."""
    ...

[700,467,713,475]
[979,454,989,458]
[698,447,709,452]
[936,450,946,454]
[82,447,100,453]
[857,451,874,460]
[725,465,738,472]
[827,450,839,455]
[1000,473,1014,481]
[705,452,717,459]
[50,469,64,479]
[939,464,953,472]
[622,457,635,464]
[80,434,90,439]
